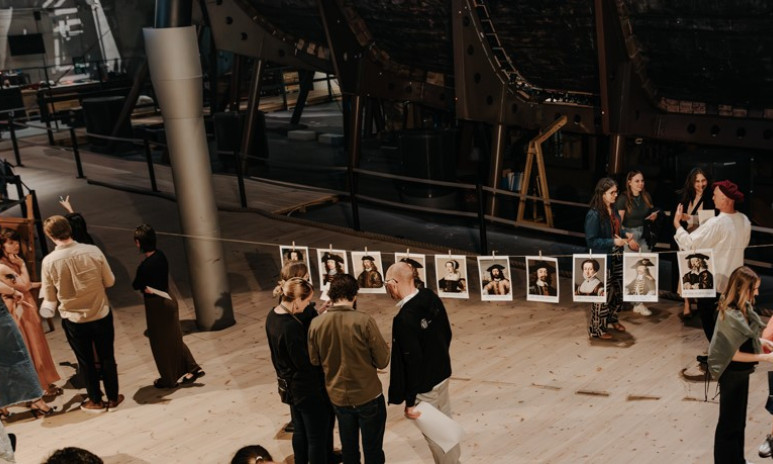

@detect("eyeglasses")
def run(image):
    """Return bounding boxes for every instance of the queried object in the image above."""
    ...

[385,279,397,285]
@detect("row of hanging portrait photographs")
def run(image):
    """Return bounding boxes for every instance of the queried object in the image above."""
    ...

[280,245,717,303]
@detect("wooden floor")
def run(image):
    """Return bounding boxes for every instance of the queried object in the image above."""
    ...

[1,139,772,464]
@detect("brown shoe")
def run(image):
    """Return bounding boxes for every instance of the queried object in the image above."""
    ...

[80,399,106,413]
[107,394,125,412]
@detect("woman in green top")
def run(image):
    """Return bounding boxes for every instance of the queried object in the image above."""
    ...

[708,266,773,464]
[616,170,659,316]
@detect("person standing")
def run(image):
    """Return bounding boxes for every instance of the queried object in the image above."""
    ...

[707,266,773,464]
[267,277,333,464]
[673,180,751,342]
[674,168,715,322]
[39,215,122,412]
[615,170,658,315]
[132,224,204,389]
[384,262,459,464]
[585,178,638,339]
[0,228,61,397]
[307,274,390,464]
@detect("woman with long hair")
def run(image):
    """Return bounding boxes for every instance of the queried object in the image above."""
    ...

[0,228,61,397]
[132,224,204,388]
[708,266,773,464]
[266,276,333,464]
[675,168,715,321]
[584,177,639,339]
[615,170,658,316]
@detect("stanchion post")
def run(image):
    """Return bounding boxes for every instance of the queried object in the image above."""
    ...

[143,135,159,192]
[477,183,489,255]
[69,127,85,178]
[8,112,22,167]
[233,148,247,208]
[30,189,48,255]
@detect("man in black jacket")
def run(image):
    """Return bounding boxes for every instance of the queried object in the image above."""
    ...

[384,262,460,464]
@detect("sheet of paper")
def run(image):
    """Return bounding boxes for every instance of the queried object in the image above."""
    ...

[412,401,464,453]
[146,286,172,300]
[698,209,715,225]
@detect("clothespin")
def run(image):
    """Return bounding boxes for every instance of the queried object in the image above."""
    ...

[365,246,368,253]
[589,249,593,258]
[406,248,410,256]
[448,249,452,257]
[329,244,333,251]
[538,250,543,258]
[291,241,296,250]
[492,250,496,257]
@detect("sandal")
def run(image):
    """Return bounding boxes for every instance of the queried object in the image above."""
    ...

[611,322,626,332]
[181,368,205,385]
[44,386,64,397]
[29,403,57,419]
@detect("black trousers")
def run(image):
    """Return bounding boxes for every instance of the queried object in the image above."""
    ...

[698,293,720,341]
[62,310,119,403]
[715,368,753,464]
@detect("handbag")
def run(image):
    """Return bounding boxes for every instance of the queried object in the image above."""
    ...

[277,377,293,405]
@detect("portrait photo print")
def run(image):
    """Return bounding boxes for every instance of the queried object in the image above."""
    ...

[573,254,607,303]
[677,249,716,298]
[478,256,512,302]
[278,245,311,279]
[622,253,659,303]
[317,248,349,300]
[435,254,469,299]
[526,256,559,303]
[394,253,427,289]
[351,251,386,294]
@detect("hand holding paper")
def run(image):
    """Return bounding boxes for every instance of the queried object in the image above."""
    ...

[411,402,464,454]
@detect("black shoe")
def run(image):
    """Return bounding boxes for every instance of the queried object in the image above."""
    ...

[697,355,708,364]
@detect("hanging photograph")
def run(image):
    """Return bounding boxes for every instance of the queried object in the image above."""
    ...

[677,249,716,298]
[394,253,427,289]
[478,256,512,302]
[351,251,386,294]
[573,254,607,303]
[317,248,349,300]
[434,255,469,299]
[278,245,311,280]
[526,256,559,303]
[622,253,659,303]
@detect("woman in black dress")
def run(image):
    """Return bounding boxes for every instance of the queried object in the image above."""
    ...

[132,224,204,389]
[266,276,333,464]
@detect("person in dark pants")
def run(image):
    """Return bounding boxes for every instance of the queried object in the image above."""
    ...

[132,224,204,389]
[40,215,122,413]
[708,266,773,464]
[267,276,333,464]
[308,274,390,464]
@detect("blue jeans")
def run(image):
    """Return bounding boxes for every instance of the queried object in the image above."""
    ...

[291,395,334,464]
[333,395,386,464]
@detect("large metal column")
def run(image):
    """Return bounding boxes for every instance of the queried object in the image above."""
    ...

[144,25,235,330]
[347,94,363,231]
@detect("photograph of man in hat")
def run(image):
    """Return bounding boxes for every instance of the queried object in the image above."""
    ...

[679,251,714,294]
[623,254,658,302]
[351,251,385,294]
[394,253,426,289]
[435,255,469,299]
[478,257,512,301]
[316,249,348,300]
[572,255,607,303]
[526,257,558,302]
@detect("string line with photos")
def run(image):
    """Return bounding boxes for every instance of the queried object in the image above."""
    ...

[88,224,773,304]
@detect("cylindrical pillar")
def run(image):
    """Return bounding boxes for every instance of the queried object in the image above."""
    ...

[144,26,234,330]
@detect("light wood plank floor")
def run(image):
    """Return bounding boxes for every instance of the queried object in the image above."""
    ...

[1,140,771,464]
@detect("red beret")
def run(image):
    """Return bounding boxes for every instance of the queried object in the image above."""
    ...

[713,180,744,203]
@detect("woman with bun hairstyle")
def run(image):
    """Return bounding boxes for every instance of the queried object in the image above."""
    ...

[266,271,333,464]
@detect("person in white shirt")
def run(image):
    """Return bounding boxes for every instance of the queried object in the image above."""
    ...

[673,179,751,341]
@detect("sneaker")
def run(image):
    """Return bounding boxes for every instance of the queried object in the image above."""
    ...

[633,304,652,316]
[759,434,773,458]
[80,399,106,413]
[107,394,125,412]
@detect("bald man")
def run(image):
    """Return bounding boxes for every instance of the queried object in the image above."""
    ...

[385,262,459,464]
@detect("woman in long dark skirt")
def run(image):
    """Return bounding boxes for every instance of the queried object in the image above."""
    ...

[132,224,204,389]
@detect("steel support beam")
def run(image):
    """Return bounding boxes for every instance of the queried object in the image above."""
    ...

[240,58,264,176]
